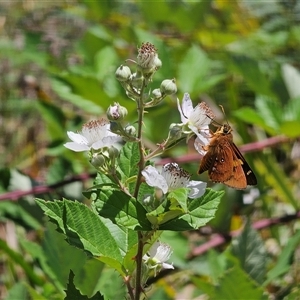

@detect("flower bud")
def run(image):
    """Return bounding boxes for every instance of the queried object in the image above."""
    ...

[152,88,162,99]
[137,42,158,70]
[168,123,183,140]
[153,56,162,70]
[108,146,119,161]
[115,65,131,82]
[160,79,177,95]
[90,153,106,169]
[124,125,136,136]
[106,103,128,121]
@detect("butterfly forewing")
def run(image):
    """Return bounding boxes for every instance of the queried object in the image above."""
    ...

[207,142,234,183]
[198,124,257,189]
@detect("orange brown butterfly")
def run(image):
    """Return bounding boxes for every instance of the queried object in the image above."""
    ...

[198,120,257,190]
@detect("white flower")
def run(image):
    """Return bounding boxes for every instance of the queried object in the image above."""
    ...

[177,93,215,155]
[142,163,206,199]
[64,119,121,152]
[143,241,174,275]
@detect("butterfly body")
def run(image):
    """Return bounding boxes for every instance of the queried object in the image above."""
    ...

[198,124,257,189]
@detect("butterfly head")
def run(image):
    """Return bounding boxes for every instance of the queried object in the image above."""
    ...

[221,123,232,135]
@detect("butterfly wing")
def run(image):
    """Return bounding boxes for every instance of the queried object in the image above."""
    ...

[230,142,257,186]
[198,137,234,182]
[208,142,234,183]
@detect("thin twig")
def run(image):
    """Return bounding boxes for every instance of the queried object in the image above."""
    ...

[188,211,300,259]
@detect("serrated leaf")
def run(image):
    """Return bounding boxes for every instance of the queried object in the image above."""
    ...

[89,188,152,231]
[159,189,223,231]
[264,230,300,286]
[147,208,184,228]
[168,188,189,212]
[36,199,124,273]
[118,142,139,193]
[231,220,267,284]
[64,270,104,300]
[94,172,114,186]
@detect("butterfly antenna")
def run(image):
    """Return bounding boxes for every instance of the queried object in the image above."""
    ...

[219,105,229,125]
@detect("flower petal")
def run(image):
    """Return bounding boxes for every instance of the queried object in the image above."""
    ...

[187,181,207,199]
[64,142,90,152]
[67,131,88,144]
[162,262,174,270]
[142,166,168,194]
[177,93,193,124]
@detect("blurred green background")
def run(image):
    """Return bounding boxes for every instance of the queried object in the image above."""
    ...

[1,1,300,299]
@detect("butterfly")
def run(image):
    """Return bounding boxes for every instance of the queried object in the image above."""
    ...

[198,123,257,189]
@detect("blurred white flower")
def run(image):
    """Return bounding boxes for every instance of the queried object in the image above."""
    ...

[143,241,174,276]
[64,119,121,152]
[142,163,206,199]
[177,93,215,156]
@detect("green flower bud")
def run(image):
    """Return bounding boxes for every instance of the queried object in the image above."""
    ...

[90,153,106,169]
[124,125,136,136]
[115,65,131,82]
[106,103,128,121]
[152,88,162,99]
[160,79,177,95]
[108,146,119,160]
[168,123,183,140]
[154,56,162,70]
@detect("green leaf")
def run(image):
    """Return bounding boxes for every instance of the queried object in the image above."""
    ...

[229,55,273,96]
[42,221,89,289]
[159,189,223,231]
[264,230,300,285]
[207,250,227,284]
[0,238,44,286]
[0,201,41,230]
[36,100,66,140]
[168,188,189,212]
[57,71,107,106]
[280,120,300,138]
[51,79,102,114]
[5,282,28,300]
[36,199,124,273]
[118,142,139,189]
[177,45,211,93]
[146,206,184,228]
[213,266,267,299]
[230,220,267,284]
[89,187,152,231]
[255,96,282,131]
[64,270,104,300]
[233,107,275,134]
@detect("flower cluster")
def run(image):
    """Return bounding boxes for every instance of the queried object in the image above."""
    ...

[63,42,217,282]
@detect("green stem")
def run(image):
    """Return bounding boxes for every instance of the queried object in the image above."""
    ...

[133,81,146,300]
